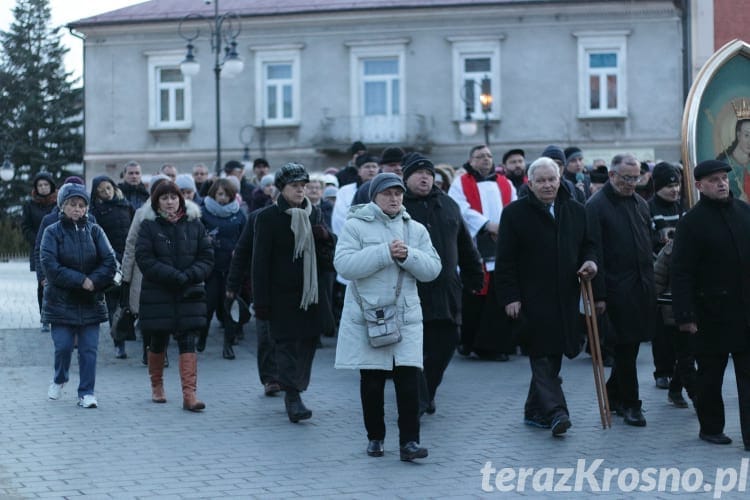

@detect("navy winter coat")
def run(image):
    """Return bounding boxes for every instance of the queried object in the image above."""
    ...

[200,203,246,273]
[135,203,214,333]
[40,216,117,326]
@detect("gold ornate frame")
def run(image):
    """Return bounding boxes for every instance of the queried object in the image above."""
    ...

[681,39,750,207]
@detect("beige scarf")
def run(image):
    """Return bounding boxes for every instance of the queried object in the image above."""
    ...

[285,199,318,310]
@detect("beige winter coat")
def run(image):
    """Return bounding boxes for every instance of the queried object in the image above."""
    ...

[334,202,441,370]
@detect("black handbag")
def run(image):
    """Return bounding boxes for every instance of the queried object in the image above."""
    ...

[110,305,136,342]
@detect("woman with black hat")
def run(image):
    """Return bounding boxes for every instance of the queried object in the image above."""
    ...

[22,172,57,330]
[252,162,336,423]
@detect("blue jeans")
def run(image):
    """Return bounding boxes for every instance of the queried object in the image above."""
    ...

[51,323,100,398]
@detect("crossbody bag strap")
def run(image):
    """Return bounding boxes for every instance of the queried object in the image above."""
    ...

[352,218,410,306]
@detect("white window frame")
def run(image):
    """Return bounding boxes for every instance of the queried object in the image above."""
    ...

[251,45,303,126]
[448,37,502,121]
[146,50,192,130]
[346,40,408,141]
[574,31,630,118]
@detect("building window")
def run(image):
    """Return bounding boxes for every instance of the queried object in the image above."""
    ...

[147,51,192,130]
[449,37,502,121]
[252,46,302,126]
[575,31,630,118]
[347,40,408,143]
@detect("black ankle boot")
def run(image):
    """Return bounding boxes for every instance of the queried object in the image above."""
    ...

[284,391,312,423]
[222,332,235,359]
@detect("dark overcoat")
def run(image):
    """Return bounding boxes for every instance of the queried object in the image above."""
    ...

[403,186,483,325]
[671,195,750,354]
[135,203,214,333]
[40,216,117,326]
[89,180,133,262]
[252,196,335,341]
[585,182,656,343]
[495,188,597,358]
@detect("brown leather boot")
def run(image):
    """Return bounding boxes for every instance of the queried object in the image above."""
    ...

[179,353,205,411]
[148,352,167,403]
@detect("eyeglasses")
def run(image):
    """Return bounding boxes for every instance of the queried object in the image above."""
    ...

[614,172,643,184]
[472,154,493,160]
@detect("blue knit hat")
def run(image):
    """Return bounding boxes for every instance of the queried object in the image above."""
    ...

[57,183,90,208]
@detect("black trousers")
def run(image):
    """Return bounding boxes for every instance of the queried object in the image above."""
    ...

[205,271,228,332]
[360,366,420,445]
[418,320,459,410]
[255,318,279,385]
[695,350,750,446]
[104,288,124,347]
[606,341,641,409]
[525,354,568,422]
[460,274,512,356]
[668,326,697,397]
[147,330,196,354]
[652,316,676,380]
[275,336,318,393]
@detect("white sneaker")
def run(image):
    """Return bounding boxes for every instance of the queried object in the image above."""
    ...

[48,382,64,400]
[78,394,98,408]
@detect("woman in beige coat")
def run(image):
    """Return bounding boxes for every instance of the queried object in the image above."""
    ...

[334,173,441,462]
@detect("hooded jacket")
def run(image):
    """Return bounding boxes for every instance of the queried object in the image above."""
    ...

[89,176,134,261]
[334,202,441,370]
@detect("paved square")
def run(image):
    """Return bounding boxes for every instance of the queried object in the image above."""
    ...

[0,261,747,498]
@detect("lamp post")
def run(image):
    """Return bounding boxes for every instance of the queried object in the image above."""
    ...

[458,75,493,146]
[178,0,244,176]
[0,154,14,182]
[239,124,253,170]
[0,138,14,182]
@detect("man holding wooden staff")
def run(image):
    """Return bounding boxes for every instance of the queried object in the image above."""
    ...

[495,157,598,436]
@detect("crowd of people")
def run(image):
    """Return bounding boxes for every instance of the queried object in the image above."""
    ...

[21,137,750,459]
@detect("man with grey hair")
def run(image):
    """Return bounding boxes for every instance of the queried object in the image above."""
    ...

[496,157,598,436]
[585,153,656,427]
[118,160,150,210]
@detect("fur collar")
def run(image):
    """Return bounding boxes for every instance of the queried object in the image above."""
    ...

[142,199,201,222]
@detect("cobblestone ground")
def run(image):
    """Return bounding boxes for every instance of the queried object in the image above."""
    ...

[0,260,748,499]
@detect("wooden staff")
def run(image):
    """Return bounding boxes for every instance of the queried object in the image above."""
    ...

[580,278,612,429]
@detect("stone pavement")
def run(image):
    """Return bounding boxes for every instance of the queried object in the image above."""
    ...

[0,260,748,499]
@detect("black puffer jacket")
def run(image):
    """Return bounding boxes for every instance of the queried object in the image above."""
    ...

[40,215,117,326]
[89,177,134,261]
[403,186,483,325]
[135,202,214,333]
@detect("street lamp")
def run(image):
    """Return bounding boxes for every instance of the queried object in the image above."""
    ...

[178,0,244,175]
[0,138,14,182]
[458,75,493,146]
[0,154,14,182]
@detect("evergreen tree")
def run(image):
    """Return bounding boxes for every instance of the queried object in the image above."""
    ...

[0,0,82,218]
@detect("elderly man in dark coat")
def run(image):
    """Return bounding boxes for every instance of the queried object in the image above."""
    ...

[401,154,484,416]
[252,163,336,423]
[586,153,656,427]
[496,157,598,436]
[672,160,750,450]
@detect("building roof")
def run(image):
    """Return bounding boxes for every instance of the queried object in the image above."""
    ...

[70,0,560,28]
